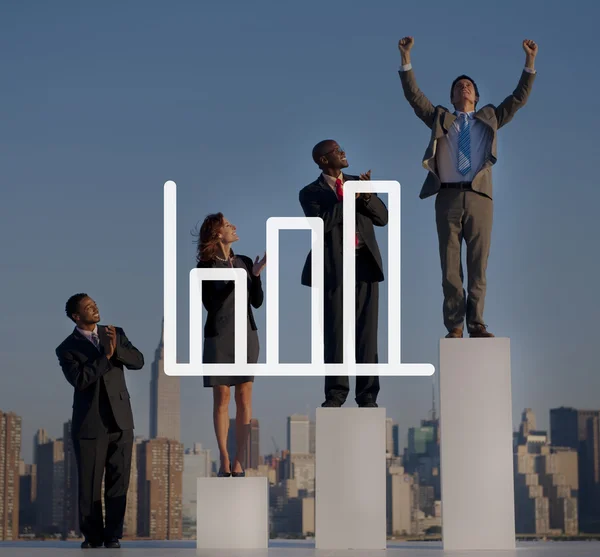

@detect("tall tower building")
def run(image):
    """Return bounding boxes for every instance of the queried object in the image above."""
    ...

[137,438,183,540]
[0,411,22,540]
[150,321,181,441]
[18,461,36,532]
[226,418,260,470]
[287,415,310,455]
[550,407,600,532]
[386,418,394,457]
[33,429,48,467]
[36,438,64,534]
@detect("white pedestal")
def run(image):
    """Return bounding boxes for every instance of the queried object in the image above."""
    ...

[315,407,386,550]
[439,338,516,550]
[196,477,268,549]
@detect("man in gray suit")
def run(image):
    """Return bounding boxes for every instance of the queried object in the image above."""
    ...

[398,37,538,338]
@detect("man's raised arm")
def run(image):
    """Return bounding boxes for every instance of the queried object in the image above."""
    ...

[495,39,538,129]
[397,36,436,129]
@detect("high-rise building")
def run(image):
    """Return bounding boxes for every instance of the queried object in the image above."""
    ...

[386,418,394,457]
[550,407,600,532]
[149,322,180,442]
[182,444,212,529]
[392,424,401,458]
[33,429,48,467]
[62,421,78,537]
[514,409,578,535]
[0,411,22,540]
[387,466,419,536]
[18,461,36,533]
[287,415,310,455]
[226,418,259,471]
[137,438,183,540]
[36,438,64,534]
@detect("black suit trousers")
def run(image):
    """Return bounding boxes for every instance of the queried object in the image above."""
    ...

[72,427,133,542]
[324,247,380,405]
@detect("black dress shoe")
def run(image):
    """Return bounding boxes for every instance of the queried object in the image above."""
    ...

[321,399,342,408]
[104,539,121,549]
[359,402,379,408]
[81,540,102,548]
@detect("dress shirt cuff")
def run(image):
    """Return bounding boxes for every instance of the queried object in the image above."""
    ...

[399,63,412,72]
[524,66,536,74]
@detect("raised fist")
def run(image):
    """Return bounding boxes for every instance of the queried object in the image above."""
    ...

[398,37,414,54]
[522,39,538,57]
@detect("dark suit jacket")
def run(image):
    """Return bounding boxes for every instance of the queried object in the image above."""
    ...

[399,68,536,200]
[299,173,388,288]
[56,326,144,438]
[196,254,264,337]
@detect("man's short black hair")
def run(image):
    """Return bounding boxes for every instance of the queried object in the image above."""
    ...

[65,293,89,322]
[450,74,480,104]
[312,139,335,166]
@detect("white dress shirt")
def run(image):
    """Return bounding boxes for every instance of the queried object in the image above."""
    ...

[77,325,100,349]
[399,63,536,183]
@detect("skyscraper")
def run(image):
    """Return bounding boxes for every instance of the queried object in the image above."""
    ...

[386,418,394,457]
[18,461,36,532]
[550,407,600,532]
[150,321,180,442]
[0,411,22,540]
[287,415,310,455]
[33,429,48,467]
[226,418,260,470]
[36,438,64,534]
[137,438,183,540]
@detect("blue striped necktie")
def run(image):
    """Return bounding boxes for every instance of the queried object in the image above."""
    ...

[457,113,471,176]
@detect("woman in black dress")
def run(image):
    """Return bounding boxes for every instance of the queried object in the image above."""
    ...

[196,213,266,477]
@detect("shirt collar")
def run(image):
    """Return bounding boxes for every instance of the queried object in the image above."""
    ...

[77,325,98,339]
[321,171,343,189]
[455,110,475,119]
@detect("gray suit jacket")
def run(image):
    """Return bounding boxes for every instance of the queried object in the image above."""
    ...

[399,68,536,200]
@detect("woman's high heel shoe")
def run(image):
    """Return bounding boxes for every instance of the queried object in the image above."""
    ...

[217,469,231,477]
[231,469,245,477]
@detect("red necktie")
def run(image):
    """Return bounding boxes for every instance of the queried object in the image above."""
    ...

[335,178,359,247]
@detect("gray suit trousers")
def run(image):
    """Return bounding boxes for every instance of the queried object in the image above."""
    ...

[435,189,493,332]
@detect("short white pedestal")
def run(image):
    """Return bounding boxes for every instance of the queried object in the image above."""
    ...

[315,407,386,550]
[196,477,268,549]
[439,338,516,550]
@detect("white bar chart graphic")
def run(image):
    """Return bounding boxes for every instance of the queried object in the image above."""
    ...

[163,180,434,377]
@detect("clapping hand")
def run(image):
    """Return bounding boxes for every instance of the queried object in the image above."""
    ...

[106,325,117,358]
[252,253,267,276]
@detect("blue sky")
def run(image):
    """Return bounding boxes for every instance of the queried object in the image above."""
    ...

[1,0,599,463]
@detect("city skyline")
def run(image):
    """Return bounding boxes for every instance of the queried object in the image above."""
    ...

[1,2,599,470]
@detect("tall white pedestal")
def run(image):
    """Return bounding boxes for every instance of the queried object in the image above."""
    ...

[196,477,268,550]
[439,338,516,550]
[315,407,386,550]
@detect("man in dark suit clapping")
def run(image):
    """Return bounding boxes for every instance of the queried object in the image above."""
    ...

[300,140,388,408]
[56,293,144,549]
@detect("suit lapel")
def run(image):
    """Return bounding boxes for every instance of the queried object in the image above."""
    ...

[441,110,457,134]
[474,107,495,130]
